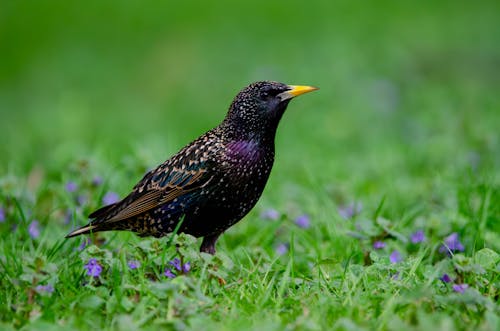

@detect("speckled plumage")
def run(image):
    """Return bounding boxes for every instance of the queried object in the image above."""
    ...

[66,81,318,254]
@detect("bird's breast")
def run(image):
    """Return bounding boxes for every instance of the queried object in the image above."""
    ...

[224,140,273,174]
[182,139,274,233]
[218,139,274,200]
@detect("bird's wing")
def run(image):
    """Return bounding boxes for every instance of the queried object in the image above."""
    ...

[90,162,214,224]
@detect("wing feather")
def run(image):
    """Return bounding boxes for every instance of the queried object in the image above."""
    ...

[92,166,212,224]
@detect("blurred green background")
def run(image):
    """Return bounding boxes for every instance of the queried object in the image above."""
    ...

[1,1,499,207]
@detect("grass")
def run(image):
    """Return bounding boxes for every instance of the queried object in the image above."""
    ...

[0,1,499,330]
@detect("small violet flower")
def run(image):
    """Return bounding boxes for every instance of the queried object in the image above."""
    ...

[260,209,280,221]
[102,191,120,205]
[391,271,401,280]
[35,284,54,294]
[389,250,402,264]
[169,258,182,271]
[78,237,91,251]
[452,283,469,293]
[128,260,140,270]
[338,202,363,220]
[77,195,87,206]
[28,220,41,239]
[410,230,426,244]
[65,181,78,193]
[84,258,102,277]
[440,274,452,283]
[164,268,176,279]
[276,243,289,255]
[0,206,5,222]
[92,176,103,186]
[439,232,465,254]
[165,258,190,278]
[373,241,386,250]
[294,214,311,229]
[64,209,73,224]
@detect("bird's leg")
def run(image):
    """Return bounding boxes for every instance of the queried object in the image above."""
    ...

[200,233,221,255]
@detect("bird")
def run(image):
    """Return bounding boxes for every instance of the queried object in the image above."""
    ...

[66,81,318,254]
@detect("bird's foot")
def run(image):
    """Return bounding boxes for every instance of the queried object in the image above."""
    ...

[200,233,220,255]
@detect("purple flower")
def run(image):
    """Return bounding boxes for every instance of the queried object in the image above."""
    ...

[167,258,190,275]
[92,176,103,186]
[410,230,426,244]
[439,232,465,254]
[128,260,140,270]
[0,207,5,222]
[260,209,280,221]
[169,258,182,271]
[64,209,73,224]
[102,191,120,205]
[391,271,401,280]
[35,284,54,294]
[84,258,102,277]
[440,274,452,283]
[78,237,91,251]
[276,243,289,255]
[28,220,40,239]
[452,283,469,293]
[338,202,362,219]
[373,241,386,249]
[65,181,78,193]
[77,195,87,206]
[294,214,311,229]
[164,268,176,278]
[182,262,191,273]
[389,250,402,264]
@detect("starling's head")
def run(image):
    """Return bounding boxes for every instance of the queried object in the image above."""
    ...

[223,81,318,140]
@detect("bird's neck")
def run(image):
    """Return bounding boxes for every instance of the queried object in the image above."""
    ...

[220,118,278,147]
[225,139,272,163]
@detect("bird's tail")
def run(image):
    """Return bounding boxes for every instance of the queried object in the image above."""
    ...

[65,224,98,238]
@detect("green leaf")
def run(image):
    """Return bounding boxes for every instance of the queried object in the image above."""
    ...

[474,248,500,270]
[79,295,106,310]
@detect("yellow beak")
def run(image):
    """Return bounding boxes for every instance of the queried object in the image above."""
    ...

[277,84,319,101]
[287,85,319,97]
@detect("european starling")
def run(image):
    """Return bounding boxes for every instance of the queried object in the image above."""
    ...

[66,81,318,254]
